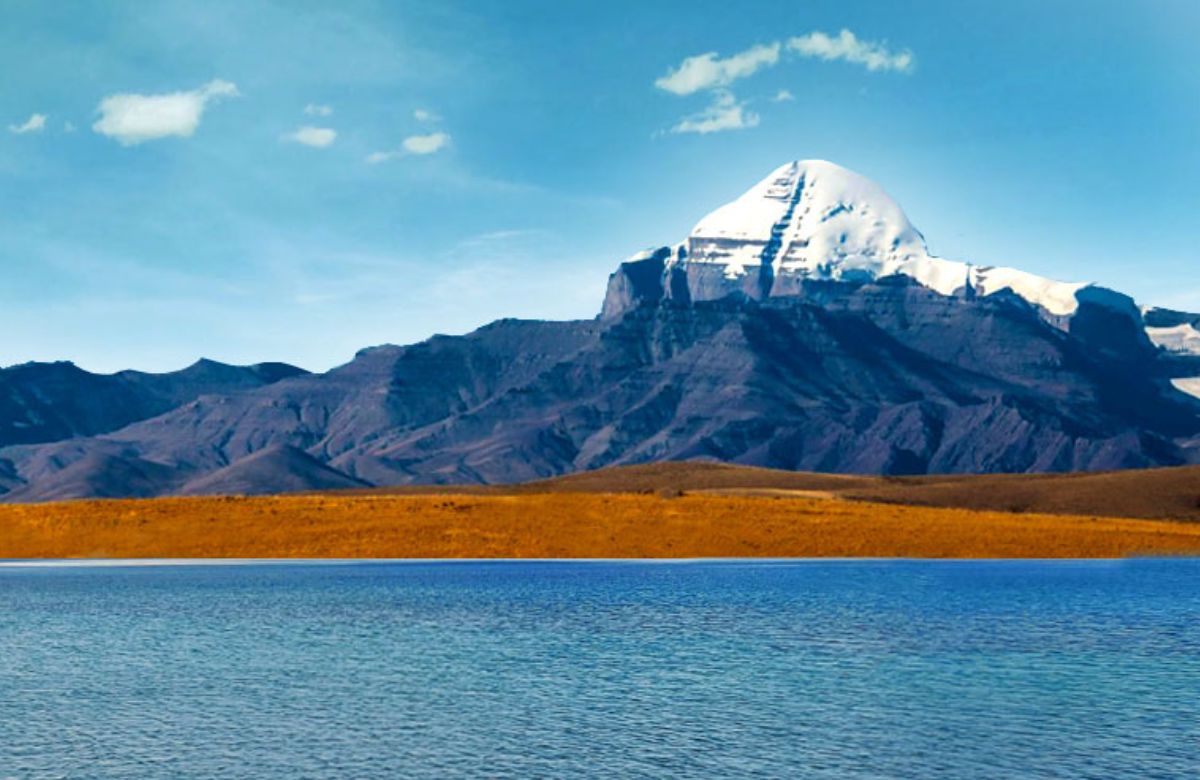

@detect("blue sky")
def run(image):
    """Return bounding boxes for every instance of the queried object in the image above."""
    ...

[3,0,1198,372]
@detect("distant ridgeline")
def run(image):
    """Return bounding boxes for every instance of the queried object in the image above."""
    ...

[4,160,1200,502]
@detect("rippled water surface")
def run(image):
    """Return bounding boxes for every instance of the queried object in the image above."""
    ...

[1,559,1198,778]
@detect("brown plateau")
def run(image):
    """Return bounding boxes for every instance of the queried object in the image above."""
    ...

[4,490,1200,559]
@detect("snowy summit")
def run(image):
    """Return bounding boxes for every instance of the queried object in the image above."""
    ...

[648,160,1097,318]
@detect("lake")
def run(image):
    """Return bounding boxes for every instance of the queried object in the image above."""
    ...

[1,559,1197,778]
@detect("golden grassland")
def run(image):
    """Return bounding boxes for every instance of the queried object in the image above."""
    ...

[3,492,1200,559]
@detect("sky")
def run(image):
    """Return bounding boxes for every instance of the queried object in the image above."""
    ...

[2,0,1198,373]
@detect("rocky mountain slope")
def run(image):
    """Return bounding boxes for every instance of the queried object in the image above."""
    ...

[0,358,305,447]
[3,160,1199,501]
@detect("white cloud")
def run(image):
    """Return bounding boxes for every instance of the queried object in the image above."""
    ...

[63,121,76,132]
[304,103,333,117]
[283,125,337,148]
[366,131,452,164]
[669,91,759,135]
[787,29,915,73]
[403,131,450,154]
[9,113,47,134]
[655,43,780,95]
[413,108,439,122]
[655,30,912,135]
[92,79,239,145]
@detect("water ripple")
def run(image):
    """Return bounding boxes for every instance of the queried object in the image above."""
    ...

[1,559,1198,778]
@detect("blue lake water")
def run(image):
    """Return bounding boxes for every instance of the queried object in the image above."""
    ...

[1,559,1198,778]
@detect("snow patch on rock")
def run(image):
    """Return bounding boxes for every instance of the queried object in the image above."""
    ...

[1147,323,1200,356]
[1170,377,1200,400]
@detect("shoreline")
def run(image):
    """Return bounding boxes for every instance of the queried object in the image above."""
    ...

[0,555,1176,565]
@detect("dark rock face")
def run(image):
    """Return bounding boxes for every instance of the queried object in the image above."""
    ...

[3,279,1199,501]
[1144,307,1200,329]
[599,249,672,319]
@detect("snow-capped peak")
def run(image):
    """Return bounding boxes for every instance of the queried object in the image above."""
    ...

[679,159,1091,317]
[688,160,927,274]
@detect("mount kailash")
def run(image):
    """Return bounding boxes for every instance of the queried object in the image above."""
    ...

[4,159,1200,501]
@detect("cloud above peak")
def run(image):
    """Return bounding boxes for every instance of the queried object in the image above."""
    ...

[92,79,239,145]
[9,113,47,134]
[655,30,915,97]
[366,131,452,164]
[787,30,914,73]
[654,43,780,96]
[283,126,337,148]
[403,131,450,154]
[654,29,914,134]
[669,91,759,135]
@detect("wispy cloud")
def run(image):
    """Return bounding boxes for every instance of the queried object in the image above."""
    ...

[413,108,439,122]
[403,131,450,154]
[669,91,759,135]
[655,30,913,135]
[366,131,452,163]
[92,79,239,145]
[655,43,780,96]
[283,125,337,148]
[304,103,333,117]
[9,113,47,134]
[455,228,548,250]
[787,30,914,73]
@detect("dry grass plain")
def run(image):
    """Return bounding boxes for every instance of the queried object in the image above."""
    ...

[3,492,1200,559]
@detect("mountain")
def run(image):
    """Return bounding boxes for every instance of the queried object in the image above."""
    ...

[0,452,181,503]
[3,159,1199,501]
[1142,307,1200,398]
[604,160,1110,321]
[178,445,370,496]
[0,358,307,447]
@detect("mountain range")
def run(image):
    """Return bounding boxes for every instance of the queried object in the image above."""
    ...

[5,159,1200,502]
